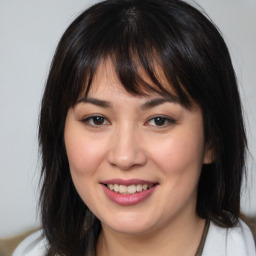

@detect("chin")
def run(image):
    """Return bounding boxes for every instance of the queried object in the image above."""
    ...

[108,223,153,235]
[101,212,157,235]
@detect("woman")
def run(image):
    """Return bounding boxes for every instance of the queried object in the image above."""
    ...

[13,0,255,255]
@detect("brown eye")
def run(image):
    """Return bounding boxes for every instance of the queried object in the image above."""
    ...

[153,117,166,126]
[146,116,176,127]
[92,116,105,125]
[81,115,110,127]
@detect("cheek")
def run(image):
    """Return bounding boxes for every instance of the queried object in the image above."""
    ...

[150,129,205,176]
[64,129,107,209]
[65,128,106,177]
[148,130,205,214]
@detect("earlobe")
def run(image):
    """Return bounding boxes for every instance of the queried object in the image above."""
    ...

[203,146,214,164]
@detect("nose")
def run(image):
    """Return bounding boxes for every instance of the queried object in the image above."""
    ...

[106,125,147,170]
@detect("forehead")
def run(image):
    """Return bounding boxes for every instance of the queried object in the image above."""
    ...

[89,58,125,94]
[86,58,179,101]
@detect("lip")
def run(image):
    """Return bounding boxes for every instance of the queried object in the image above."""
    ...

[101,179,159,206]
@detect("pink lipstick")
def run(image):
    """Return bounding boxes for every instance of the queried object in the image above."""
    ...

[101,179,158,206]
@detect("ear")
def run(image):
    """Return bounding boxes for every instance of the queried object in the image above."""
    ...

[203,144,215,164]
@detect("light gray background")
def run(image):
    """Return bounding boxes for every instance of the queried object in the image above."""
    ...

[0,0,255,238]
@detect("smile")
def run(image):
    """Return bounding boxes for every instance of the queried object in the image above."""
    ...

[106,184,154,194]
[101,180,159,206]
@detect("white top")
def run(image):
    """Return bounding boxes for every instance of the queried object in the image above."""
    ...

[202,219,255,255]
[13,219,255,256]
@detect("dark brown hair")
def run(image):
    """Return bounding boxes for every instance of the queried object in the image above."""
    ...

[39,0,247,255]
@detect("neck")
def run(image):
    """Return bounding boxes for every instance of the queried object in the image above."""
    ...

[96,215,206,256]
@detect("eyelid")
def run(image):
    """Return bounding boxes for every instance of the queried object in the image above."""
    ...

[145,115,176,127]
[81,114,111,127]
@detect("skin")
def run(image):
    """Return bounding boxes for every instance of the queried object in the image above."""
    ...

[64,59,212,256]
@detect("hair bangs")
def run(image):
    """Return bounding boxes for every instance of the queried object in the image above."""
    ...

[76,2,193,108]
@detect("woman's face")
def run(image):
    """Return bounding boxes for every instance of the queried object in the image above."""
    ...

[64,60,211,235]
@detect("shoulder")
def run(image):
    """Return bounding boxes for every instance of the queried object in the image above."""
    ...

[202,219,256,256]
[12,230,48,256]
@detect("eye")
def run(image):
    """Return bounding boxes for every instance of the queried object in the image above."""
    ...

[81,115,110,127]
[146,116,175,127]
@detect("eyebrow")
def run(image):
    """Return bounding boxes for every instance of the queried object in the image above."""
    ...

[141,97,180,110]
[76,97,112,108]
[76,95,180,109]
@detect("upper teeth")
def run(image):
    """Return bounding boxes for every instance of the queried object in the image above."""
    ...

[107,184,153,194]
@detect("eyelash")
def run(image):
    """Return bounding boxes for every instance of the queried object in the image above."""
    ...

[81,115,111,127]
[146,116,176,127]
[81,115,176,128]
